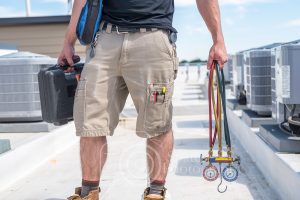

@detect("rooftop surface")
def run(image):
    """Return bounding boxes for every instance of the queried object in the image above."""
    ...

[0,66,279,200]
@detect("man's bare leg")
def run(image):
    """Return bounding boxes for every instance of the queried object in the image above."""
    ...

[80,136,107,197]
[147,129,174,195]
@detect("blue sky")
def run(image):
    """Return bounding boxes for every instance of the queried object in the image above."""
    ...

[0,0,299,60]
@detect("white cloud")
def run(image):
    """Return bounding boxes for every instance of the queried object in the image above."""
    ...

[175,0,194,7]
[220,0,273,5]
[233,5,248,19]
[285,19,300,27]
[175,0,274,7]
[0,6,24,18]
[224,17,235,25]
[43,0,68,4]
[175,0,274,21]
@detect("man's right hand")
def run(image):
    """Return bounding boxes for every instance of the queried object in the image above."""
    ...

[58,41,76,66]
[58,0,86,66]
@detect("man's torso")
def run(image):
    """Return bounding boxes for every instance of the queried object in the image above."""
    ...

[102,0,176,32]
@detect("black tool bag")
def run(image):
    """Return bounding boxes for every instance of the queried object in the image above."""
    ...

[38,62,84,126]
[76,0,103,45]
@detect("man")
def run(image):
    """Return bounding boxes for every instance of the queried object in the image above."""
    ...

[59,0,227,199]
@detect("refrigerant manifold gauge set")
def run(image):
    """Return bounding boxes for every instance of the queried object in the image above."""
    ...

[201,61,241,193]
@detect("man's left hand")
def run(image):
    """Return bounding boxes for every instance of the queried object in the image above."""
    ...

[207,41,228,69]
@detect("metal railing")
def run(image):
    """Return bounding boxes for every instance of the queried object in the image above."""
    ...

[24,0,73,16]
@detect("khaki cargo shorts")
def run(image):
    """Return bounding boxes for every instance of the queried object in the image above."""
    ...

[73,29,178,138]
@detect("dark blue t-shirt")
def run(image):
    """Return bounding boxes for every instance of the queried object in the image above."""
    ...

[102,0,177,32]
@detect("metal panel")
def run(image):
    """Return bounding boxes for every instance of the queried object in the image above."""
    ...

[0,23,86,58]
[0,52,56,122]
[272,43,300,122]
[244,49,273,115]
[223,55,232,83]
[232,53,244,98]
[275,44,300,104]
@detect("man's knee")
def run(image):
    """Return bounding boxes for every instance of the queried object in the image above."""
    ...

[147,129,173,148]
[148,128,173,141]
[80,136,107,145]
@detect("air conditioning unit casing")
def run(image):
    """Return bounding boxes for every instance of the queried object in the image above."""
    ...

[228,55,233,92]
[0,52,56,122]
[244,49,273,115]
[222,55,232,84]
[272,44,300,122]
[232,53,244,98]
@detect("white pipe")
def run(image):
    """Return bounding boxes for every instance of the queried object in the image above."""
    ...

[25,0,31,17]
[68,0,74,14]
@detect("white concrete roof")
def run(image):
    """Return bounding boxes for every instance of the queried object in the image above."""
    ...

[0,65,279,200]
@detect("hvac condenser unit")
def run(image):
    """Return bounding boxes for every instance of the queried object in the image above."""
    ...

[228,55,233,92]
[244,49,273,115]
[0,52,56,122]
[222,55,232,84]
[272,43,300,125]
[232,52,244,98]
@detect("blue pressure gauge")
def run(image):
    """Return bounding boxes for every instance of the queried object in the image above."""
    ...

[222,165,238,182]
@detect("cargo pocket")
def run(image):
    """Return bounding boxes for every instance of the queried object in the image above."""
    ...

[144,82,173,132]
[73,78,87,129]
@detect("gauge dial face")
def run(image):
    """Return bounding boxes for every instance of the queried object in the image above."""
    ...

[203,165,219,181]
[222,165,238,182]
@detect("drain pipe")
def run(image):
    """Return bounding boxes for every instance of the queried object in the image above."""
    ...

[25,0,31,17]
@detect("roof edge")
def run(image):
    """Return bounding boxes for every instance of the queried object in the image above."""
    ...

[0,15,71,27]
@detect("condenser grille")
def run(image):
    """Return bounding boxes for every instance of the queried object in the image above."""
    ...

[245,50,273,114]
[250,77,271,85]
[250,86,271,95]
[250,67,271,76]
[0,52,56,121]
[251,96,272,106]
[249,57,271,66]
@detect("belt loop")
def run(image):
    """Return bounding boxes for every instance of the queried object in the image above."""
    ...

[140,28,147,33]
[100,21,105,31]
[151,28,158,32]
[106,23,112,33]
